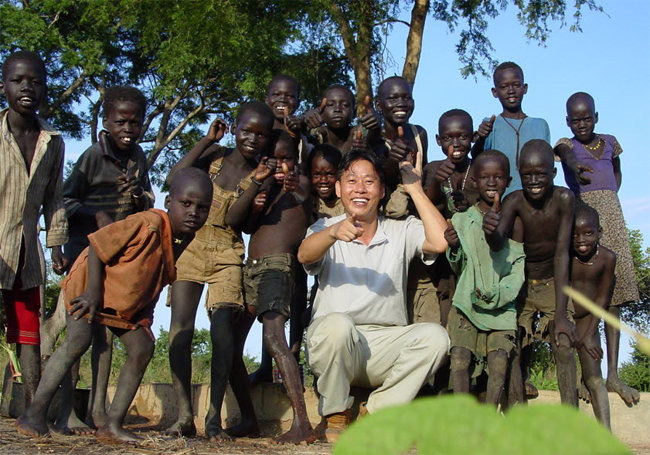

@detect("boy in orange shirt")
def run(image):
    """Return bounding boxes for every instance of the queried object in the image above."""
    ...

[16,168,212,443]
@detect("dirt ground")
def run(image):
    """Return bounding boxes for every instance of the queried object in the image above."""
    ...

[0,417,332,455]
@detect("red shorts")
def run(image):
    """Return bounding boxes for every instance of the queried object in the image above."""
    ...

[3,282,41,346]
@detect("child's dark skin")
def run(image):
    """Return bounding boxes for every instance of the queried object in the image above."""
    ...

[226,138,314,444]
[444,155,522,405]
[483,140,577,405]
[570,209,615,428]
[0,58,68,406]
[164,114,268,440]
[473,66,527,156]
[16,171,212,442]
[424,113,478,214]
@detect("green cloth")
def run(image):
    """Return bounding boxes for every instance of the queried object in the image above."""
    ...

[447,205,525,331]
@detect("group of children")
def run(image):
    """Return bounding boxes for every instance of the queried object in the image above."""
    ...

[0,48,639,445]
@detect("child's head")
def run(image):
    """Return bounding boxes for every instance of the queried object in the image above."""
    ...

[472,150,511,206]
[322,85,354,130]
[491,61,527,114]
[376,76,414,125]
[565,92,598,144]
[436,109,473,164]
[573,203,601,258]
[270,130,298,184]
[102,86,147,153]
[1,51,47,117]
[265,74,300,121]
[165,167,213,237]
[518,139,556,202]
[309,144,342,201]
[234,101,275,159]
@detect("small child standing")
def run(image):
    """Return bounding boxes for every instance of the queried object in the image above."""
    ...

[309,144,344,221]
[444,150,525,405]
[570,204,615,428]
[473,62,550,195]
[16,168,213,442]
[226,131,313,443]
[555,92,640,406]
[0,51,68,406]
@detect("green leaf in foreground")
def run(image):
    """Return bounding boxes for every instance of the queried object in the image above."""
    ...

[333,395,629,455]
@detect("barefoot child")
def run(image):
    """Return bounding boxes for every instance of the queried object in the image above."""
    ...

[56,85,154,433]
[483,139,577,406]
[164,103,274,439]
[16,168,213,442]
[444,150,525,405]
[0,51,69,406]
[473,62,550,195]
[570,204,614,428]
[226,131,314,443]
[555,92,640,406]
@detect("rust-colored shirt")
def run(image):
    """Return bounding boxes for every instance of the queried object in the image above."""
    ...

[62,209,175,328]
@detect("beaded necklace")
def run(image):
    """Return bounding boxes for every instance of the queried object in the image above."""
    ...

[583,135,603,151]
[446,161,471,193]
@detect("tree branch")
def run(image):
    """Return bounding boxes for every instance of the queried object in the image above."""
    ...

[402,0,429,85]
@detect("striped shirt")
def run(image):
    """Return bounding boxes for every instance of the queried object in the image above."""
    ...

[0,109,68,290]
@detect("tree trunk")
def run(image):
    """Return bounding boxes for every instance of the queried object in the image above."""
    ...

[402,0,429,86]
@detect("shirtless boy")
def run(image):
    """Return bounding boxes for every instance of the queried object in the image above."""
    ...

[570,204,614,428]
[165,103,274,439]
[16,168,213,442]
[483,139,577,405]
[226,131,313,443]
[0,51,68,406]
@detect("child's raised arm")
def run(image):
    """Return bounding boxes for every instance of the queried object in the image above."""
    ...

[166,119,227,186]
[224,157,274,232]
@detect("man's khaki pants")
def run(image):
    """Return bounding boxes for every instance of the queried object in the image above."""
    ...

[306,312,450,416]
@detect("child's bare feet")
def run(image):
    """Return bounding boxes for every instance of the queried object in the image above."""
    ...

[95,423,141,443]
[15,415,49,438]
[207,427,232,442]
[578,379,592,404]
[225,418,261,438]
[53,411,95,435]
[524,380,539,399]
[607,376,640,407]
[164,418,197,437]
[272,421,314,444]
[88,409,108,429]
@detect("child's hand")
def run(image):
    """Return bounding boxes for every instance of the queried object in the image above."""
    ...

[575,163,594,185]
[553,316,578,347]
[350,128,366,152]
[451,191,470,212]
[304,98,326,130]
[434,146,456,182]
[329,213,364,242]
[282,162,298,193]
[254,157,274,182]
[358,95,380,131]
[477,115,496,138]
[482,192,501,235]
[580,335,604,361]
[69,290,101,322]
[206,119,228,142]
[252,191,268,213]
[51,246,69,275]
[283,109,302,138]
[95,210,114,229]
[444,220,460,248]
[388,126,414,163]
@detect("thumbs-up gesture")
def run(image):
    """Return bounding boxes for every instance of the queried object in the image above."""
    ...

[350,127,367,152]
[281,162,298,193]
[482,192,501,235]
[477,114,496,138]
[358,95,380,131]
[388,125,414,163]
[434,145,457,182]
[254,156,274,182]
[400,150,423,191]
[283,108,302,138]
[330,213,364,242]
[206,118,228,142]
[444,219,460,248]
[305,97,327,130]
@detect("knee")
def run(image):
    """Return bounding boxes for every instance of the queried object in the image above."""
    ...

[450,346,471,371]
[128,339,154,364]
[584,374,605,392]
[411,323,450,356]
[553,344,575,364]
[307,313,356,351]
[487,350,509,376]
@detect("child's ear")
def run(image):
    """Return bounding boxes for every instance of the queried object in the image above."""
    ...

[102,116,109,131]
[506,175,512,188]
[594,112,599,124]
[522,83,528,95]
[0,80,4,96]
[472,132,479,143]
[435,134,443,147]
[230,123,237,135]
[566,115,571,128]
[491,87,498,98]
[335,180,341,198]
[164,194,171,210]
[552,167,557,178]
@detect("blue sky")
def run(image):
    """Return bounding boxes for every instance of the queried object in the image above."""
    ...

[60,0,648,365]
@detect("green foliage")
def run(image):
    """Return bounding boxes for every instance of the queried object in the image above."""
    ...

[333,395,629,455]
[619,342,650,392]
[528,339,558,391]
[625,229,650,332]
